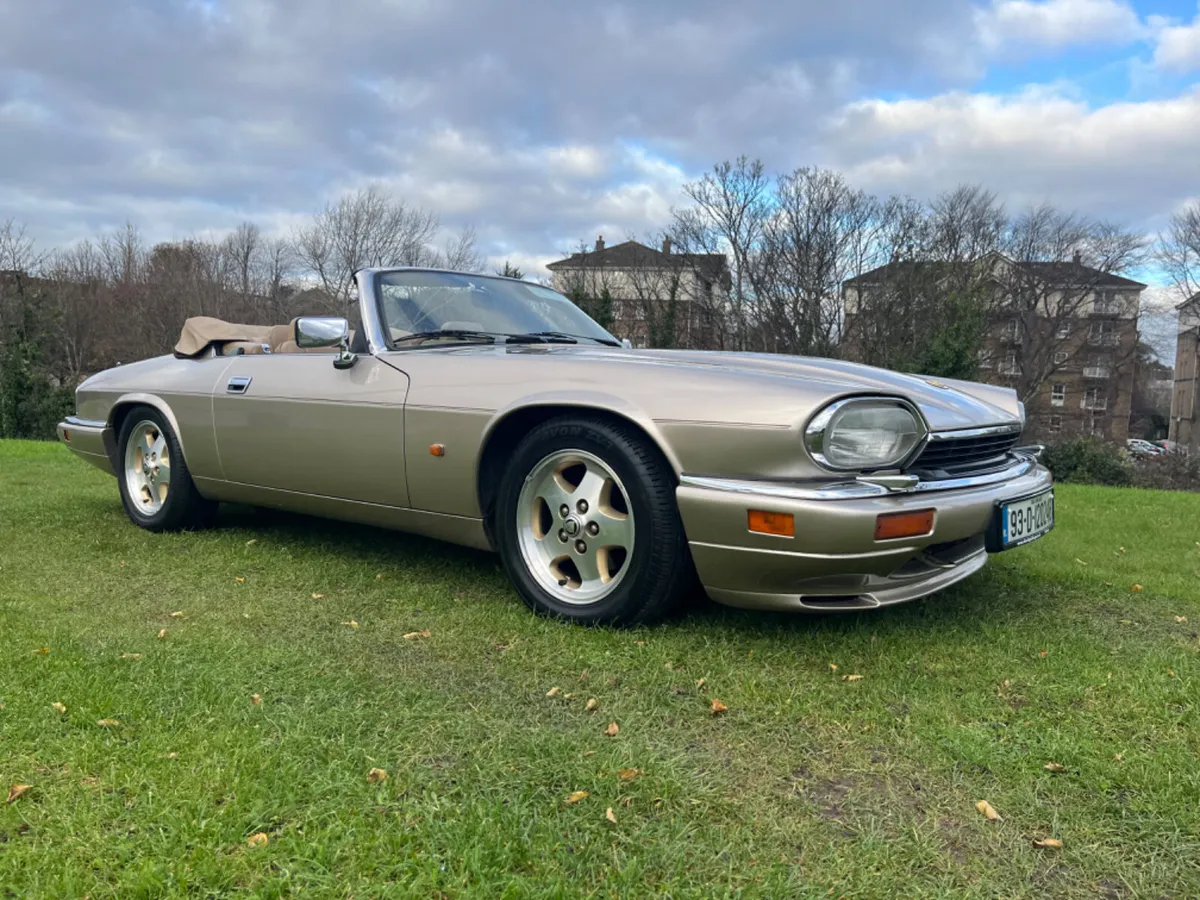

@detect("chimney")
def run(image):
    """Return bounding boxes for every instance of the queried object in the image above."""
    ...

[661,236,672,255]
[595,235,605,253]
[1072,249,1081,266]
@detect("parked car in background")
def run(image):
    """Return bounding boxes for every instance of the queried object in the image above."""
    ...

[1126,438,1164,458]
[57,267,1054,624]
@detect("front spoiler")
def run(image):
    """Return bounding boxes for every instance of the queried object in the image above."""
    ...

[56,417,116,475]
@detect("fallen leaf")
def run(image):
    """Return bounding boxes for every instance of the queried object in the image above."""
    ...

[585,698,599,712]
[617,768,641,781]
[564,790,589,805]
[604,722,620,737]
[1118,546,1125,553]
[51,701,67,714]
[975,800,1001,821]
[843,674,864,682]
[251,694,262,705]
[1120,619,1132,625]
[828,663,838,673]
[1074,558,1088,566]
[564,693,575,700]
[235,577,245,584]
[245,538,257,546]
[1176,616,1188,624]
[1039,649,1048,658]
[710,698,728,715]
[120,653,143,661]
[169,611,185,618]
[375,572,385,580]
[311,593,326,600]
[402,630,430,639]
[164,752,178,759]
[32,647,50,655]
[247,832,269,848]
[1044,762,1066,772]
[579,668,589,682]
[1168,669,1176,678]
[1114,753,1124,761]
[634,640,646,647]
[605,807,617,824]
[1001,679,1012,689]
[695,678,707,689]
[96,718,120,727]
[367,767,388,784]
[1131,584,1144,592]
[156,629,167,640]
[546,686,561,698]
[6,784,32,804]
[1033,838,1064,849]
[80,776,99,787]
[343,620,360,630]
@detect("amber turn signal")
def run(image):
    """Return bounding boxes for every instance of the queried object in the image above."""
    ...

[429,444,445,457]
[748,510,795,537]
[874,509,935,541]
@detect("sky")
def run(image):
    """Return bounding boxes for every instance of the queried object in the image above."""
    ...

[1,0,1198,328]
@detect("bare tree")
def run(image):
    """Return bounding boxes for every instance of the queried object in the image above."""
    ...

[43,240,110,382]
[434,226,484,273]
[292,184,439,308]
[1157,200,1200,303]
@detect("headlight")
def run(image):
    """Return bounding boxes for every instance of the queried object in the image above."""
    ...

[804,398,926,471]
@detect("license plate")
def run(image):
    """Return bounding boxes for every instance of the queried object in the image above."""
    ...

[997,489,1054,550]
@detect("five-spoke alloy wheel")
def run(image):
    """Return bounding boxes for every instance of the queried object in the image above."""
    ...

[495,415,695,624]
[116,405,217,532]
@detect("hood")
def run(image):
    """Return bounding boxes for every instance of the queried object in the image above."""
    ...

[482,345,1021,432]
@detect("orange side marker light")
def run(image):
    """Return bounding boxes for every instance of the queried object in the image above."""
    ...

[874,509,935,541]
[429,444,445,457]
[748,510,794,537]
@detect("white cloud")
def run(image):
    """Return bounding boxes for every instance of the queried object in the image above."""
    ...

[975,0,1145,52]
[1153,11,1200,71]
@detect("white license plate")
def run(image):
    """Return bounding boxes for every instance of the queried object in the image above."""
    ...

[999,490,1054,549]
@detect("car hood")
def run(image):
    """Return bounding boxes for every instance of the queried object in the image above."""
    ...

[481,345,1022,431]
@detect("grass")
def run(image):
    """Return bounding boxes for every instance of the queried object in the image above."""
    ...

[0,440,1198,899]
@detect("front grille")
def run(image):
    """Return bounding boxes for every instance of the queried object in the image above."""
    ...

[908,427,1021,477]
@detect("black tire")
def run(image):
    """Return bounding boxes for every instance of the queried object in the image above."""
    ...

[116,405,218,532]
[494,414,696,625]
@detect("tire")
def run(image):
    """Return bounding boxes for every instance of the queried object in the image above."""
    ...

[494,414,696,625]
[116,405,218,532]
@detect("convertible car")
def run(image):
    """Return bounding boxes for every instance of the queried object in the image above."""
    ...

[58,267,1053,624]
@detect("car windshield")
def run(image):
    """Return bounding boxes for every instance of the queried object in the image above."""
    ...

[375,270,618,347]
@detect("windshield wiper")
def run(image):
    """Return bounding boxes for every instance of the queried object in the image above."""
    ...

[392,329,500,345]
[521,331,621,347]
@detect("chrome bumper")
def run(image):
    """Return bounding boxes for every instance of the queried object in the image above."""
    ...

[676,456,1053,613]
[56,417,116,475]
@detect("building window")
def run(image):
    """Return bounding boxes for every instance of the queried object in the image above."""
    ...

[1056,321,1070,339]
[1002,318,1022,343]
[1093,290,1120,315]
[1084,355,1111,379]
[1000,350,1019,376]
[977,348,993,370]
[1049,415,1062,433]
[1054,351,1069,365]
[1083,387,1107,411]
[1051,383,1065,406]
[1089,320,1117,346]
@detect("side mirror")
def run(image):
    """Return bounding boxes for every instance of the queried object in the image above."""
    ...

[621,338,633,349]
[295,317,357,369]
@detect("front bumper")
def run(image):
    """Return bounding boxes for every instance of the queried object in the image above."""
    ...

[676,456,1052,612]
[56,417,116,475]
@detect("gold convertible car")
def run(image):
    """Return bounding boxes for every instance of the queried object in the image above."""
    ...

[58,267,1054,624]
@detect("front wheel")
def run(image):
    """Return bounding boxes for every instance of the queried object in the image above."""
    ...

[117,406,217,532]
[494,415,695,625]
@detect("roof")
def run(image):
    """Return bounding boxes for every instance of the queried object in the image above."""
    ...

[844,258,1146,290]
[1176,291,1200,312]
[546,240,729,283]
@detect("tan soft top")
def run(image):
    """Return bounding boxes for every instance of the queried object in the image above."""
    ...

[174,317,296,358]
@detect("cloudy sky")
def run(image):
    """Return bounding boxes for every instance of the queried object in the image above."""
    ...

[2,0,1199,287]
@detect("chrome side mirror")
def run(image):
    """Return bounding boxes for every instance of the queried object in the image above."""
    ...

[295,316,357,369]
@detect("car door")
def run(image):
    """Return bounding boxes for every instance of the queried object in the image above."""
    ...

[212,352,411,507]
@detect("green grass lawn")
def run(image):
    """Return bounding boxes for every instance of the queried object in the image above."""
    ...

[1,440,1198,899]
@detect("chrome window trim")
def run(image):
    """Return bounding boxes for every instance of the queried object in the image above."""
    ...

[355,269,390,356]
[680,454,1038,502]
[802,396,928,472]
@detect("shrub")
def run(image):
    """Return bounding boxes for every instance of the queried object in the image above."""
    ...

[1041,437,1132,486]
[1131,451,1200,493]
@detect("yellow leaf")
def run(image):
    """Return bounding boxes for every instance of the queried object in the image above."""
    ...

[367,767,388,784]
[618,768,641,781]
[51,702,67,714]
[1044,762,1066,772]
[585,698,599,712]
[564,790,589,805]
[247,832,269,848]
[634,640,646,647]
[96,718,120,727]
[1131,584,1144,592]
[245,539,257,546]
[604,722,620,737]
[975,800,1001,821]
[1176,616,1188,624]
[235,577,245,584]
[605,807,617,824]
[251,694,262,705]
[564,693,575,700]
[710,698,728,715]
[1114,753,1124,761]
[120,653,143,661]
[1039,649,1048,658]
[32,647,50,655]
[169,611,185,618]
[546,686,561,698]
[343,620,360,630]
[6,784,32,804]
[828,663,838,673]
[1168,669,1176,678]
[1033,838,1064,849]
[1120,619,1132,625]
[579,668,589,682]
[311,593,326,600]
[157,629,167,640]
[164,752,178,759]
[843,674,864,682]
[1074,558,1088,566]
[695,677,706,689]
[402,630,430,639]
[375,573,385,580]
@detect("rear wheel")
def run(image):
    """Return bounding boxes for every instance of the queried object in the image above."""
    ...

[495,415,695,625]
[117,406,217,532]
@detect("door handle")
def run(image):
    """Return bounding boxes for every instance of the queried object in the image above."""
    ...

[226,376,252,394]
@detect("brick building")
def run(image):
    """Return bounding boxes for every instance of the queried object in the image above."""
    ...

[1170,292,1200,452]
